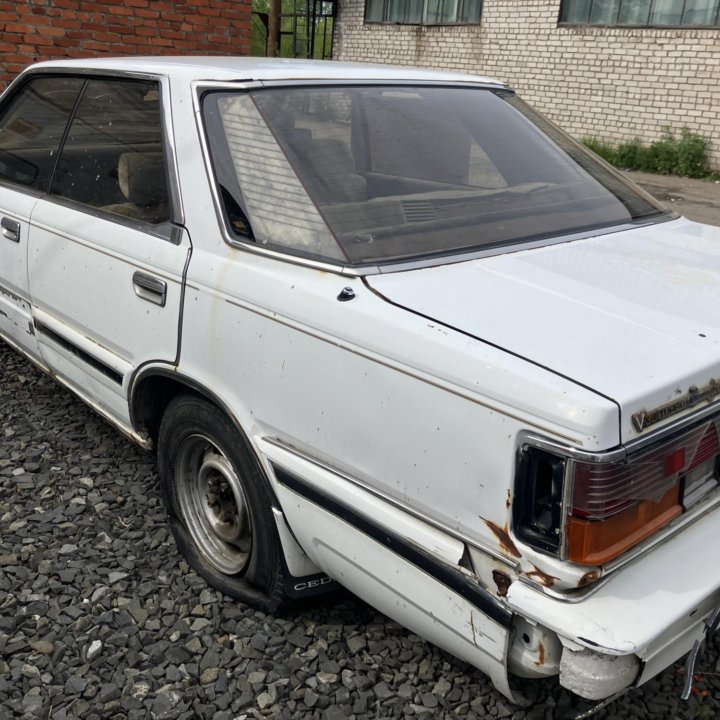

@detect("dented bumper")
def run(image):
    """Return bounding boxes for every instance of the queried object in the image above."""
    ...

[506,505,720,698]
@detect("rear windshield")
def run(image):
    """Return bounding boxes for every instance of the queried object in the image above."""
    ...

[203,86,665,266]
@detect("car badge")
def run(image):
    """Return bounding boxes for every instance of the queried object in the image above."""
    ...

[632,379,720,432]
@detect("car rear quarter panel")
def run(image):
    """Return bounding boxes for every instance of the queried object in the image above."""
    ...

[177,243,621,558]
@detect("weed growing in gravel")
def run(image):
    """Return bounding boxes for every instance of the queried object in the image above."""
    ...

[582,129,717,179]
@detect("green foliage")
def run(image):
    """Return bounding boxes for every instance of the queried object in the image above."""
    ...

[581,128,714,179]
[614,138,644,170]
[582,137,617,165]
[251,12,269,57]
[251,0,334,58]
[675,129,711,177]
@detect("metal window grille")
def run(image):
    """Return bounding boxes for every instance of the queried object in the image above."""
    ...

[365,0,482,24]
[560,0,720,25]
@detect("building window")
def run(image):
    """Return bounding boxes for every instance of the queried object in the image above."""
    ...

[560,0,720,26]
[365,0,482,24]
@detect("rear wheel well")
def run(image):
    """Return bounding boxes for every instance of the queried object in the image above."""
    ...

[132,373,212,445]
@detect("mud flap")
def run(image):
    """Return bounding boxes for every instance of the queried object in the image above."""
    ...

[271,505,340,600]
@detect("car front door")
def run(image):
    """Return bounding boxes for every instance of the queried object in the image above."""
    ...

[27,75,190,431]
[0,76,86,358]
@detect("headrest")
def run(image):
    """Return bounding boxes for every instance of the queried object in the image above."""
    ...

[118,152,167,207]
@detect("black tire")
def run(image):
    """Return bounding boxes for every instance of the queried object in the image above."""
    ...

[157,394,286,612]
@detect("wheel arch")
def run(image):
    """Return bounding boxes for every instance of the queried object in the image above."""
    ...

[131,365,330,598]
[130,366,246,448]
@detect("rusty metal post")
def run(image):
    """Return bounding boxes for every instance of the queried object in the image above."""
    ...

[267,0,281,57]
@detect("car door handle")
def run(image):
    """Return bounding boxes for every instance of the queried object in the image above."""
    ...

[1,217,20,243]
[132,271,167,307]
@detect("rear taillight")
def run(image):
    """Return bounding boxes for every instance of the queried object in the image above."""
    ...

[516,422,720,566]
[515,447,565,554]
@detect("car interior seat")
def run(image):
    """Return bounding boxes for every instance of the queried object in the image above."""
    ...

[102,151,169,224]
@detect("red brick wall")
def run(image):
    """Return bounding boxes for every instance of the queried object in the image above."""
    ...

[0,0,252,86]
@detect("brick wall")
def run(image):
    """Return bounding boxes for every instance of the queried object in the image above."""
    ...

[334,0,720,170]
[0,0,252,86]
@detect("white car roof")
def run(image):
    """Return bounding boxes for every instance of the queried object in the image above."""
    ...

[27,56,504,87]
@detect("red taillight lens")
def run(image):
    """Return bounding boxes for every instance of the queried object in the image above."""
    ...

[567,422,718,564]
[688,423,719,470]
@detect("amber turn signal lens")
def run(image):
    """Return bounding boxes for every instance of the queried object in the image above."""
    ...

[566,483,681,565]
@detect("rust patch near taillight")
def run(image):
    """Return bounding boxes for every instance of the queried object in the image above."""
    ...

[492,569,511,597]
[535,641,545,667]
[577,570,600,588]
[482,518,521,558]
[527,565,558,588]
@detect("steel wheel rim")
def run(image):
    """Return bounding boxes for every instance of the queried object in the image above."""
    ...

[175,434,252,575]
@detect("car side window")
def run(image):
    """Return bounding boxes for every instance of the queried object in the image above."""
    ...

[51,78,170,225]
[0,77,84,192]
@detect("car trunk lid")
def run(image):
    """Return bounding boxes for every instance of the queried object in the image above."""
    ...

[367,218,720,443]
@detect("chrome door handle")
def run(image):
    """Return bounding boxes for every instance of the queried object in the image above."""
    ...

[132,271,167,307]
[1,217,20,243]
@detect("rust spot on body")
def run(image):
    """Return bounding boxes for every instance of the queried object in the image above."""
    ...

[527,565,558,588]
[482,518,521,558]
[577,570,600,588]
[492,569,511,597]
[505,489,511,511]
[535,641,545,666]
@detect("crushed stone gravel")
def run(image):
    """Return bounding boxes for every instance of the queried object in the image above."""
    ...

[1,341,719,720]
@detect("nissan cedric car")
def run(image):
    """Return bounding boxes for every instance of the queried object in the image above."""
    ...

[0,56,719,706]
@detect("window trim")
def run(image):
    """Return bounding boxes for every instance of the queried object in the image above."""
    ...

[557,0,720,29]
[364,0,483,26]
[0,68,184,235]
[192,79,675,278]
[0,75,84,194]
[50,77,172,231]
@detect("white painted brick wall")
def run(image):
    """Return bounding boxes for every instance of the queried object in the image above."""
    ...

[334,0,720,170]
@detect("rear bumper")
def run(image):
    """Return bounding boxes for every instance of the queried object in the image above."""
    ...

[507,504,720,697]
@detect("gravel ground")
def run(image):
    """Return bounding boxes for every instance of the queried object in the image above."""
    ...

[1,340,719,720]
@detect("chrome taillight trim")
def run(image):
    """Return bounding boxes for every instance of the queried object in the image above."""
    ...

[519,432,627,465]
[518,485,720,603]
[518,408,720,568]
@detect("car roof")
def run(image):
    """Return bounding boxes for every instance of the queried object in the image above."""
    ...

[27,56,504,87]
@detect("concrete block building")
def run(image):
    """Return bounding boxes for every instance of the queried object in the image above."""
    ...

[333,0,720,170]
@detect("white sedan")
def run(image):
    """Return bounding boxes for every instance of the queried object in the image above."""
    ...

[0,56,718,705]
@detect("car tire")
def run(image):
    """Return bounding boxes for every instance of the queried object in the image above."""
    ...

[157,394,286,612]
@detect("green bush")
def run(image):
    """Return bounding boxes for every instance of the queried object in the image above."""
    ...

[615,138,644,170]
[581,128,714,179]
[675,129,710,177]
[582,137,617,165]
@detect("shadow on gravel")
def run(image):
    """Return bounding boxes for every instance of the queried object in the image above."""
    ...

[0,341,718,720]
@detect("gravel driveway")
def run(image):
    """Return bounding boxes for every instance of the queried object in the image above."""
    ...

[1,341,718,720]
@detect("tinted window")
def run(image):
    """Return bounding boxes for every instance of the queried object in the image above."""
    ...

[0,77,83,191]
[205,86,664,266]
[52,79,170,225]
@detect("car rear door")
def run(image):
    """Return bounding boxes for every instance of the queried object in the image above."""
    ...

[0,76,86,358]
[27,75,190,430]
